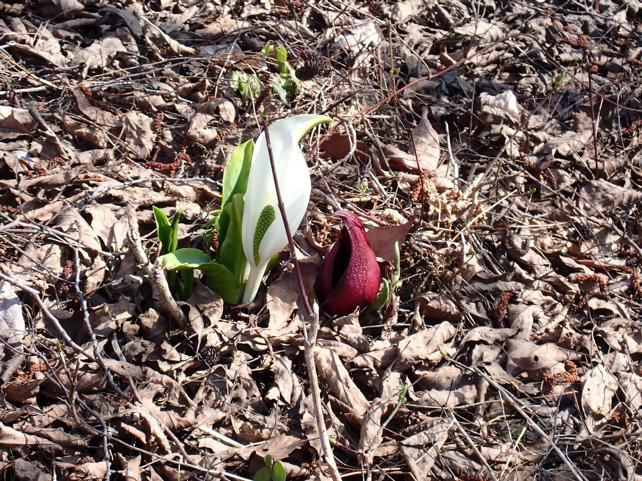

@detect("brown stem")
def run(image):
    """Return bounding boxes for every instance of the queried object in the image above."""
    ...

[262,117,341,481]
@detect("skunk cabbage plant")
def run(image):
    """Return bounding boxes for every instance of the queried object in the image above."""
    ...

[241,114,332,303]
[316,211,381,315]
[158,115,331,304]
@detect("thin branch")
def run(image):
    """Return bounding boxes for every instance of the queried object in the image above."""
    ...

[262,117,342,481]
[0,270,91,361]
[450,359,589,481]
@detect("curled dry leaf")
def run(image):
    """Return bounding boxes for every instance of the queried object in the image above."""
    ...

[71,88,118,127]
[0,281,25,348]
[71,37,128,72]
[358,371,402,465]
[454,20,505,41]
[270,355,300,406]
[319,131,371,164]
[416,293,462,322]
[397,321,456,364]
[505,339,579,376]
[366,221,412,262]
[54,209,106,294]
[0,422,62,454]
[63,115,108,148]
[117,111,156,160]
[313,346,369,420]
[0,107,37,132]
[461,326,517,345]
[386,110,443,175]
[581,365,618,433]
[266,271,299,331]
[578,179,642,217]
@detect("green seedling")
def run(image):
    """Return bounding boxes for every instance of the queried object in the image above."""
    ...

[262,42,301,103]
[254,455,286,481]
[370,241,402,311]
[231,71,261,101]
[153,207,194,299]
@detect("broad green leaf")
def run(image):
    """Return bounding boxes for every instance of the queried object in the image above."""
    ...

[199,262,241,304]
[254,467,271,481]
[271,460,287,481]
[221,140,254,208]
[217,140,253,242]
[217,194,248,286]
[158,248,211,270]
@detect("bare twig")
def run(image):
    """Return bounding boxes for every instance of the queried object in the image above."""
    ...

[450,413,499,481]
[451,360,589,481]
[126,205,187,329]
[262,118,342,481]
[72,242,127,400]
[0,270,91,360]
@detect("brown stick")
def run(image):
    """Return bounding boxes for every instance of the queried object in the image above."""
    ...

[262,118,341,481]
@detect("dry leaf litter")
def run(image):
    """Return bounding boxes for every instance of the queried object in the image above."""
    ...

[0,0,641,480]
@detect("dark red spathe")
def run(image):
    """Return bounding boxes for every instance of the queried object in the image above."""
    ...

[316,211,381,315]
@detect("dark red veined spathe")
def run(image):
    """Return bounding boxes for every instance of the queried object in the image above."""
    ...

[316,211,381,315]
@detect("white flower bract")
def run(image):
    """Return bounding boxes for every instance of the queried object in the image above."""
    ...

[241,114,331,303]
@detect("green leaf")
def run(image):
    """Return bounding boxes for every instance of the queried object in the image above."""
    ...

[199,262,242,304]
[230,71,261,100]
[153,206,171,255]
[370,278,391,310]
[272,81,288,103]
[261,41,273,58]
[158,248,212,270]
[271,460,287,481]
[221,140,254,208]
[217,140,253,242]
[178,269,194,300]
[153,206,181,255]
[274,45,288,75]
[254,467,272,481]
[217,194,247,286]
[168,211,181,253]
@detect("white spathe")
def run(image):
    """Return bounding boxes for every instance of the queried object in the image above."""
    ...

[241,114,332,303]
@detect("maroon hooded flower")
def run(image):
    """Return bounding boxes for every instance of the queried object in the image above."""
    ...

[316,211,381,315]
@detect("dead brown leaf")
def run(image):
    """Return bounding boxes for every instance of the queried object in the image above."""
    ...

[581,365,618,433]
[400,419,450,481]
[116,111,156,160]
[0,107,36,132]
[314,346,369,419]
[397,321,456,364]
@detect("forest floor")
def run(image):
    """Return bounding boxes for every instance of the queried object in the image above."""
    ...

[1,0,642,480]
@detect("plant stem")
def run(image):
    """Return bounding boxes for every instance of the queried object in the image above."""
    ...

[242,261,268,304]
[262,117,341,481]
